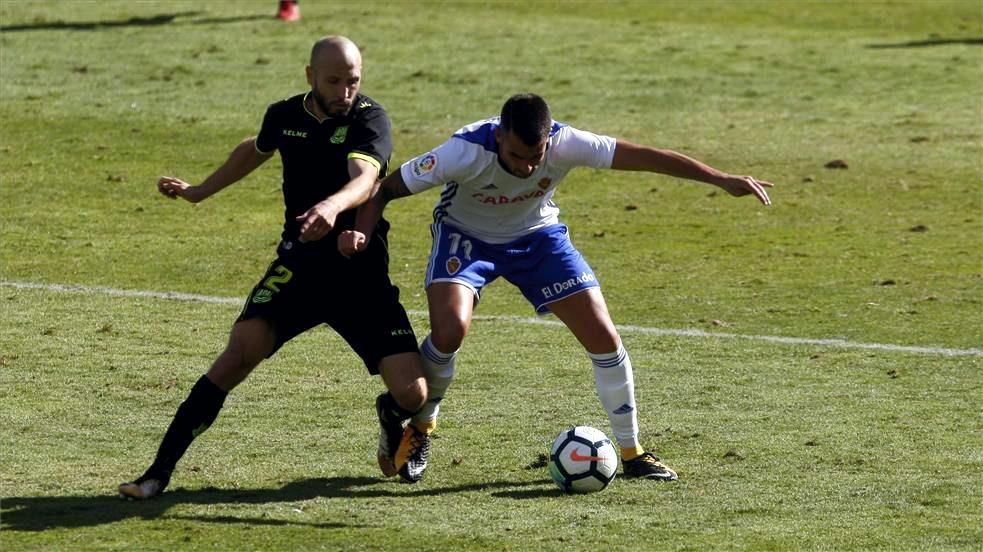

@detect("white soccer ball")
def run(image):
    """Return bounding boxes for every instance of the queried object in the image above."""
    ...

[548,426,618,493]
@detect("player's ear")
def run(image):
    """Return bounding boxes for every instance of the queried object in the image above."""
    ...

[494,127,503,146]
[305,66,314,87]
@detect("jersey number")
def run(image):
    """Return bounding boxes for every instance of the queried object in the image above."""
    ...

[263,265,294,292]
[447,233,472,260]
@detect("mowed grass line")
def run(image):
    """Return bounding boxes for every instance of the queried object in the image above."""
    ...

[1,0,981,550]
[1,287,980,550]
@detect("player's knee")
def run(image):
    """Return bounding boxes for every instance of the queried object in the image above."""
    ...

[430,322,466,353]
[218,341,256,370]
[207,347,256,391]
[227,318,275,365]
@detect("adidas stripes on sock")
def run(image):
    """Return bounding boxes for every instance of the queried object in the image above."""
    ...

[588,343,640,450]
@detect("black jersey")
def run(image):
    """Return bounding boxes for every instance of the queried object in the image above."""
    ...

[255,92,392,258]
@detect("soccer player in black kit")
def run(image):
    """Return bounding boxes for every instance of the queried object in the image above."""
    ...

[119,36,427,499]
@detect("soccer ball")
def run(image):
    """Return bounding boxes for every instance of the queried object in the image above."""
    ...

[548,426,618,493]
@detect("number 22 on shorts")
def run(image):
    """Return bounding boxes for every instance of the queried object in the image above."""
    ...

[263,265,293,292]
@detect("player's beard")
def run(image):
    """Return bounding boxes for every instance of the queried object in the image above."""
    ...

[311,86,351,117]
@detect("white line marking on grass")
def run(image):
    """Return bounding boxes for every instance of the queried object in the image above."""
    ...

[3,280,981,357]
[469,314,983,357]
[2,280,242,305]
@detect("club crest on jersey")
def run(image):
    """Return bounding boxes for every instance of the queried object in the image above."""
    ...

[413,152,437,177]
[252,289,273,304]
[537,177,552,190]
[330,126,348,144]
[445,256,462,275]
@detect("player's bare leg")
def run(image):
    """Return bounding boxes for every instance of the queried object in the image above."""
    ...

[118,318,276,499]
[549,288,677,481]
[426,281,475,353]
[547,287,620,354]
[203,317,277,391]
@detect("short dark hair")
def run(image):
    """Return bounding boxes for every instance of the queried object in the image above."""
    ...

[500,93,552,146]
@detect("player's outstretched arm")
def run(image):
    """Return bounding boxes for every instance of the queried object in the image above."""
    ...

[338,170,413,256]
[610,140,772,205]
[158,137,273,203]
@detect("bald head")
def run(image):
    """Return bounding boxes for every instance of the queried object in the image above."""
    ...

[306,35,363,118]
[310,35,361,69]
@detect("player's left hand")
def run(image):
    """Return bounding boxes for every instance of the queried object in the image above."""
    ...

[337,230,368,258]
[716,175,773,206]
[295,199,342,242]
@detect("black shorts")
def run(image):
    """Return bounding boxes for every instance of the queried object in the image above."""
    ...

[237,235,418,374]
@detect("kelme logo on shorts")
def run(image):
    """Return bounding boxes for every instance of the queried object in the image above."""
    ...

[252,288,273,304]
[330,126,348,144]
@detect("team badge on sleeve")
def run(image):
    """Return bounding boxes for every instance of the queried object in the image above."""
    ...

[412,152,438,177]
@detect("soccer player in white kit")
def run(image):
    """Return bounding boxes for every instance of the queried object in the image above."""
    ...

[341,94,773,483]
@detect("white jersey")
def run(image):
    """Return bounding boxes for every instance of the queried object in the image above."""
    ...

[400,117,616,244]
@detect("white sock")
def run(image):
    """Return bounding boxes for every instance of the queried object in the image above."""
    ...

[412,334,456,427]
[588,343,640,449]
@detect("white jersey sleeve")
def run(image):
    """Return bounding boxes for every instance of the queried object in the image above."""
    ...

[400,138,483,194]
[550,125,617,170]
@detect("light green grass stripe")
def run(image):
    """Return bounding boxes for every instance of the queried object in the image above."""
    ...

[4,279,980,358]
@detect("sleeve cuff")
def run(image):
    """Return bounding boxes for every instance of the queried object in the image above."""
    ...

[348,152,382,172]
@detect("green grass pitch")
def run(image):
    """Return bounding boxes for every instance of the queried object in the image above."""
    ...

[1,1,980,550]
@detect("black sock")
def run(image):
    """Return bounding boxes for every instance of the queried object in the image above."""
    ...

[143,375,228,482]
[379,391,415,422]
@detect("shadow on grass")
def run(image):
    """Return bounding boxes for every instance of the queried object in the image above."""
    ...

[866,37,983,48]
[0,12,271,32]
[1,476,556,531]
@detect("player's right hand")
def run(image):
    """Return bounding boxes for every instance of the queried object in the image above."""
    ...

[337,230,368,258]
[158,176,204,203]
